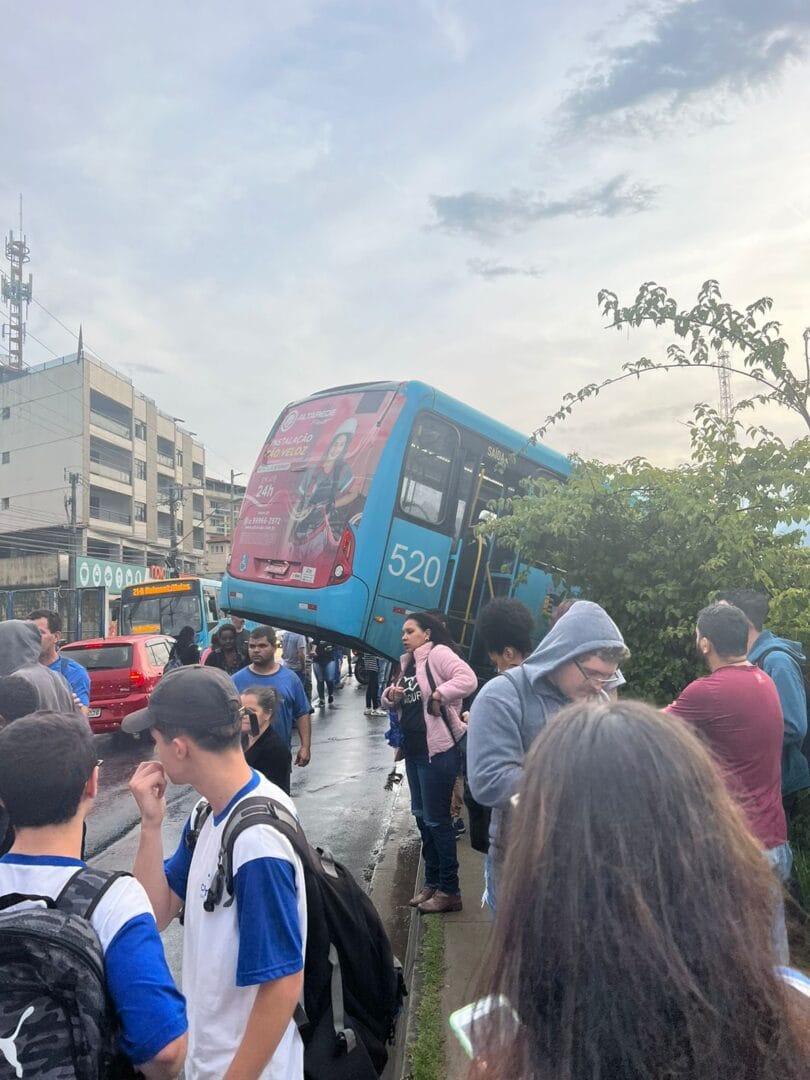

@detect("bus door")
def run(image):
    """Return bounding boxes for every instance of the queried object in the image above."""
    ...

[367,413,462,658]
[443,442,524,661]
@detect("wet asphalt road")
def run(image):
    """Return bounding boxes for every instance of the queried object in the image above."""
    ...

[86,674,399,882]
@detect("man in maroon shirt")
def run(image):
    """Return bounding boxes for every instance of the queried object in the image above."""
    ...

[666,602,791,963]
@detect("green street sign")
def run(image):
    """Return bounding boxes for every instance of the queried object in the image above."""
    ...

[75,556,148,592]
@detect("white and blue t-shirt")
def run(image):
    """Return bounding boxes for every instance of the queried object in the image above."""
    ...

[0,855,187,1066]
[164,770,307,1080]
[232,666,311,749]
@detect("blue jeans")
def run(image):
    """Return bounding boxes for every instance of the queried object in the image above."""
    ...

[406,745,462,896]
[312,660,335,701]
[765,841,792,965]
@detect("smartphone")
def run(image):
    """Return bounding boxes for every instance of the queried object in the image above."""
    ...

[449,995,520,1059]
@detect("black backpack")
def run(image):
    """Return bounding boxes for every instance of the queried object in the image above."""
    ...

[189,796,406,1079]
[0,867,136,1079]
[755,645,810,757]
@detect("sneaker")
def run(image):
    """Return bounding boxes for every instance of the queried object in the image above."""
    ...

[328,695,334,704]
[317,699,325,709]
[373,708,387,716]
[453,817,466,839]
[364,708,373,715]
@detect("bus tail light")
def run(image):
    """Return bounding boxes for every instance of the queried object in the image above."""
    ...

[329,528,355,585]
[129,669,147,688]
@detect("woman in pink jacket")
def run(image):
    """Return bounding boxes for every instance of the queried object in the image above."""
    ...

[382,611,477,913]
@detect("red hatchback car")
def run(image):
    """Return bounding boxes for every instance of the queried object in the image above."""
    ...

[60,635,175,734]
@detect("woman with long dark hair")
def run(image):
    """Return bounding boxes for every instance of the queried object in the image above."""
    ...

[382,611,477,914]
[468,699,810,1079]
[167,625,200,667]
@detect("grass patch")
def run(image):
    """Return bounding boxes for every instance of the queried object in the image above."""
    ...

[788,792,810,970]
[408,916,447,1080]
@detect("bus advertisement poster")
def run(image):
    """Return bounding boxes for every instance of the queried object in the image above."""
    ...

[232,388,405,589]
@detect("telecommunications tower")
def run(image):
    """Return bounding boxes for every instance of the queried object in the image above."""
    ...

[717,348,733,425]
[1,196,33,370]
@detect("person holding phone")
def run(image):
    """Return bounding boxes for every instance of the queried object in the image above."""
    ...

[453,699,810,1078]
[382,612,477,914]
[240,687,292,795]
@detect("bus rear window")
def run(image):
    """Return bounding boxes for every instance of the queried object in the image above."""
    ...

[399,415,459,526]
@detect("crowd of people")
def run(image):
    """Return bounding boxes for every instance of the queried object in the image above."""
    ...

[0,587,807,1078]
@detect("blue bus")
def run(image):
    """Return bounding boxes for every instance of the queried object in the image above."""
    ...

[118,576,226,650]
[222,381,570,663]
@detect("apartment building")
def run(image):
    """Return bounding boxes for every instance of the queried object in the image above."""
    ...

[0,351,206,573]
[202,474,246,578]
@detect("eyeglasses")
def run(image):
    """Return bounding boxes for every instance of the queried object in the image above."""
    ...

[573,659,616,687]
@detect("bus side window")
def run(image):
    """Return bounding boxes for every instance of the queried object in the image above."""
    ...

[398,414,460,530]
[204,589,220,628]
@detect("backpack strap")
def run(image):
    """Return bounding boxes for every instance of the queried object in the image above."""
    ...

[754,646,806,676]
[185,798,213,854]
[55,867,131,921]
[203,796,306,913]
[424,656,460,746]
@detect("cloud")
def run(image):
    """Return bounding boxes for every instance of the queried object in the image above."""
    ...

[467,258,545,280]
[421,0,472,61]
[561,0,810,131]
[430,173,658,238]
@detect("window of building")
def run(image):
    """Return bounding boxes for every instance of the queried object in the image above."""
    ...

[135,459,147,480]
[134,420,147,440]
[134,501,147,522]
[176,449,184,467]
[1,407,10,420]
[193,527,205,550]
[398,414,459,527]
[1,452,9,465]
[192,462,204,481]
[1,498,8,509]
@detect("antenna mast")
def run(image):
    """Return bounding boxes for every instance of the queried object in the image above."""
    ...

[717,348,733,426]
[1,195,34,370]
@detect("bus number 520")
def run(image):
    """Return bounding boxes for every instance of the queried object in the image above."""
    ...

[388,544,442,589]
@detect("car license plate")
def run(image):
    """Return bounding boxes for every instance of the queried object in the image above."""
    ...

[88,708,102,718]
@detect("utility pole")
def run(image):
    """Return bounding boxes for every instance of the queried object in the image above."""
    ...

[167,484,183,578]
[66,471,81,638]
[230,469,244,537]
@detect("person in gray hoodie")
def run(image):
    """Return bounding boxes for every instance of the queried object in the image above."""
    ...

[0,620,78,713]
[467,600,628,912]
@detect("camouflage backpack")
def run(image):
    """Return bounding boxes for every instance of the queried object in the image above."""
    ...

[0,867,135,1079]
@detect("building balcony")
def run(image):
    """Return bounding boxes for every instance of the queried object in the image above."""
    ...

[90,410,131,440]
[89,455,132,485]
[90,505,132,526]
[157,452,175,470]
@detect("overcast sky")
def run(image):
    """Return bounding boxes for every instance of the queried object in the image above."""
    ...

[2,0,809,479]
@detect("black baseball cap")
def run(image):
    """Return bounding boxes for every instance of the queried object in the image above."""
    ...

[122,664,241,735]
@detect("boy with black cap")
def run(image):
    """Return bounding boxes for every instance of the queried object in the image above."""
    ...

[126,665,306,1080]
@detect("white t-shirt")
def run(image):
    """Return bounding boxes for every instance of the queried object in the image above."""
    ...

[165,770,307,1080]
[0,855,187,1067]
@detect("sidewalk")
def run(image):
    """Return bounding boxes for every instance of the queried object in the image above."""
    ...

[437,833,492,1079]
[396,820,492,1080]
